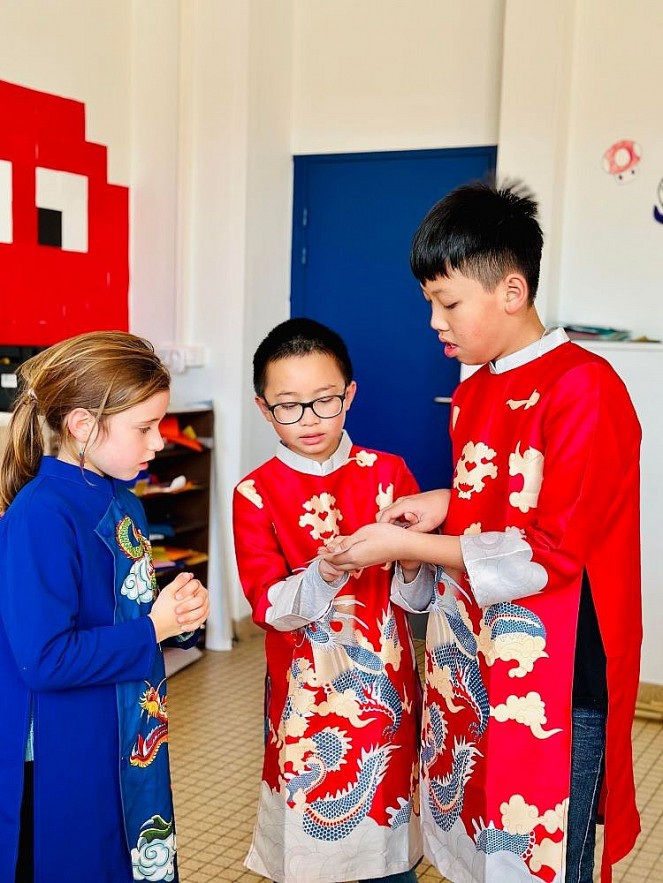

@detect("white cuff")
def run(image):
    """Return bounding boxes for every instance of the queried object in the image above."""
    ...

[265,561,348,631]
[391,562,435,613]
[460,529,548,608]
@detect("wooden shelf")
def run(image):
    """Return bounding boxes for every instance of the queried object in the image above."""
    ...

[137,407,214,648]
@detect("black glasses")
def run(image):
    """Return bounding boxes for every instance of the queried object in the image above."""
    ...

[264,390,347,425]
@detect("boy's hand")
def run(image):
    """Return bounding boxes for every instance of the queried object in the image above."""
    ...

[321,522,412,571]
[317,557,346,585]
[377,488,451,533]
[149,572,210,642]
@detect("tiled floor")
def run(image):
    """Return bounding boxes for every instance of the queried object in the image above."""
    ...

[168,637,663,882]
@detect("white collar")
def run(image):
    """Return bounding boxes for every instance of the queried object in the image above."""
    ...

[276,430,353,476]
[489,327,570,374]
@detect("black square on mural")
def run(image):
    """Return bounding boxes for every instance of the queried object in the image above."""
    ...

[37,207,63,247]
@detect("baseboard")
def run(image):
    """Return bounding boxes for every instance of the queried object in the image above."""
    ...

[233,614,264,641]
[164,646,204,677]
[636,681,663,721]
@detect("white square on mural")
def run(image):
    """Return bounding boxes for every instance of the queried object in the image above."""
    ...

[0,159,11,244]
[36,167,88,253]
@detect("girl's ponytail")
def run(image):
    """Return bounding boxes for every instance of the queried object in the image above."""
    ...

[0,388,46,512]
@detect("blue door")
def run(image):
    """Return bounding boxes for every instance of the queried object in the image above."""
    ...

[291,146,496,491]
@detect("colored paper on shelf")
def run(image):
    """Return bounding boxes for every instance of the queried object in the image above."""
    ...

[564,324,631,341]
[147,522,176,538]
[159,415,204,451]
[183,552,209,566]
[135,478,201,497]
[151,546,192,562]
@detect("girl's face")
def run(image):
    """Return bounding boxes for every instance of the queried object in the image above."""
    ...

[81,390,170,481]
[257,352,356,463]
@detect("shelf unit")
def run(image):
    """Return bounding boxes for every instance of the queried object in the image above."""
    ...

[136,406,214,627]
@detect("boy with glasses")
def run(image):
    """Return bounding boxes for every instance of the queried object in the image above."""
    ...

[233,318,428,883]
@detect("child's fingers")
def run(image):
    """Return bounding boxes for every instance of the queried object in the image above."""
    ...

[175,591,208,616]
[164,571,194,596]
[376,499,410,523]
[322,537,353,558]
[178,606,209,629]
[175,586,209,620]
[174,578,203,601]
[318,536,350,557]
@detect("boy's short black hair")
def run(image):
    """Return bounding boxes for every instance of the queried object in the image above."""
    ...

[253,317,353,397]
[410,180,544,302]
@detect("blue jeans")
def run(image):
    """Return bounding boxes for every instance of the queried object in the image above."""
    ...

[361,872,418,883]
[565,707,606,883]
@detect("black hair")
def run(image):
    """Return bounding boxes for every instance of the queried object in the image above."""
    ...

[252,317,353,397]
[410,179,543,303]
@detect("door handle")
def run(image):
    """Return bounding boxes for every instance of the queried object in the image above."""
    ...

[433,396,452,404]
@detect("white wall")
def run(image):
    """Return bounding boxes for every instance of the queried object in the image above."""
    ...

[241,0,296,480]
[0,0,131,184]
[498,0,663,341]
[161,0,253,646]
[558,0,663,339]
[291,0,504,154]
[158,0,295,635]
[497,0,663,684]
[129,1,182,345]
[579,342,663,685]
[496,0,576,325]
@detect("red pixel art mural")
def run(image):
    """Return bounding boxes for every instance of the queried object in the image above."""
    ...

[0,80,129,345]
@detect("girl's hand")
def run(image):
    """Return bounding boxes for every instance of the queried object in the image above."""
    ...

[149,572,210,642]
[376,488,451,533]
[321,522,412,571]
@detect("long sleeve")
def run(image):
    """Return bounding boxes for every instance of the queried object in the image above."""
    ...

[265,562,348,631]
[391,562,435,612]
[0,495,156,691]
[457,360,640,608]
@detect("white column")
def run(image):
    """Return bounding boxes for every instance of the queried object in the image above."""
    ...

[497,0,578,325]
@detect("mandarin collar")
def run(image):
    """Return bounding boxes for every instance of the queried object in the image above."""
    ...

[38,455,115,494]
[489,327,569,375]
[276,430,353,476]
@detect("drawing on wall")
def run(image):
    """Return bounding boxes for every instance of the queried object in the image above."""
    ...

[602,139,642,183]
[0,80,129,346]
[654,178,663,224]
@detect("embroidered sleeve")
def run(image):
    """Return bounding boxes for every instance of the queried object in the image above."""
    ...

[460,529,548,607]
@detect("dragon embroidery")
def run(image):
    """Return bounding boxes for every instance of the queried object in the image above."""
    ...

[130,678,169,768]
[276,598,409,840]
[422,574,487,831]
[116,516,157,603]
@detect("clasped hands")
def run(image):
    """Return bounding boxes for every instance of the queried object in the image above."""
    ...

[149,571,210,642]
[317,488,450,573]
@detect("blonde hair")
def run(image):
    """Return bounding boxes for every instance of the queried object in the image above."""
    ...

[0,331,170,512]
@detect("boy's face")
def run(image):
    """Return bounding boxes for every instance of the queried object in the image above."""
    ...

[256,352,356,462]
[422,270,520,365]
